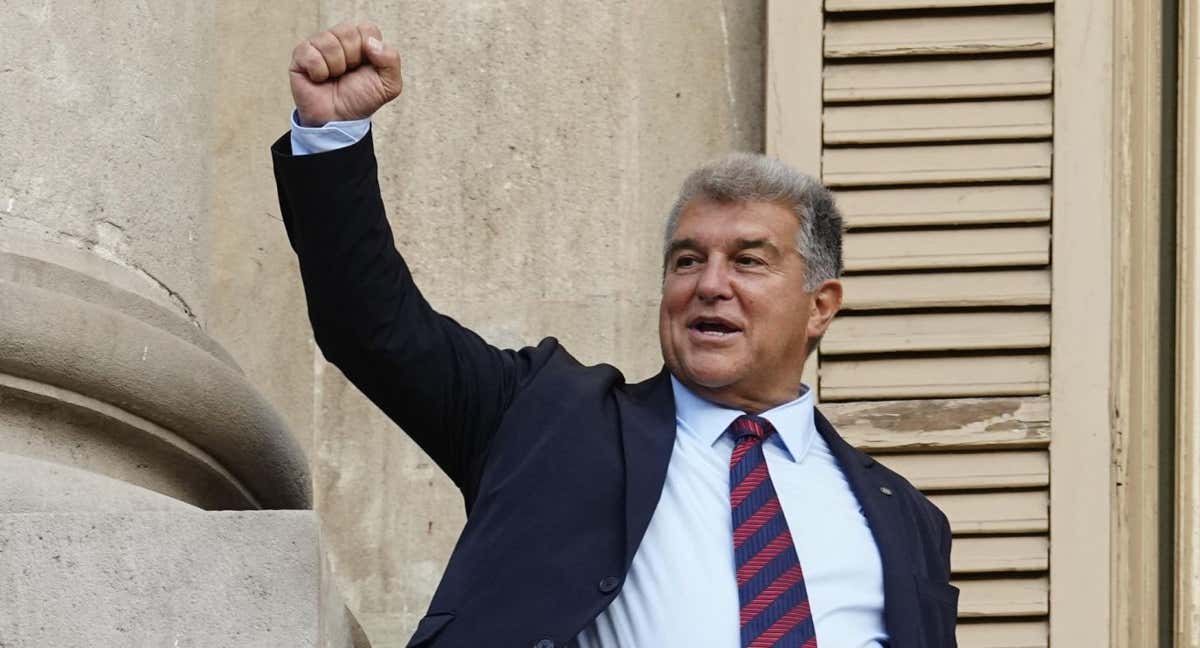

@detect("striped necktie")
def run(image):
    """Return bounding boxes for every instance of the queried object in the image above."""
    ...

[728,414,818,648]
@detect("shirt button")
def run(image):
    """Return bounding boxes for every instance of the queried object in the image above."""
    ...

[598,575,621,594]
[533,640,555,648]
[879,486,894,496]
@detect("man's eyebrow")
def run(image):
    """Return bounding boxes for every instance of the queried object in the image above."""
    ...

[733,238,782,255]
[664,237,786,260]
[664,238,702,259]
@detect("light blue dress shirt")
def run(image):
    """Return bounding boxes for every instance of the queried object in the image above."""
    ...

[574,377,887,648]
[289,110,371,155]
[290,114,887,647]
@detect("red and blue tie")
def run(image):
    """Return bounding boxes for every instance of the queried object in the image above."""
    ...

[728,414,818,648]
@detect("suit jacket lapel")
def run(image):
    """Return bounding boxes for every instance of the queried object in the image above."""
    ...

[815,408,922,647]
[612,378,925,645]
[614,368,677,568]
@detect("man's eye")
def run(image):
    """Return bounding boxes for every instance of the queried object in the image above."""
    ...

[675,256,699,269]
[736,256,764,267]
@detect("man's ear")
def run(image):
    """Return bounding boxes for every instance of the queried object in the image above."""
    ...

[806,279,843,342]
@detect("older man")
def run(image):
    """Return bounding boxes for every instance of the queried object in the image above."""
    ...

[273,22,957,648]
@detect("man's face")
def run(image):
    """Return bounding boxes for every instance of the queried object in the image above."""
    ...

[658,198,841,412]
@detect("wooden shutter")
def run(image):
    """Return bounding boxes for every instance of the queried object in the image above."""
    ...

[770,2,1055,646]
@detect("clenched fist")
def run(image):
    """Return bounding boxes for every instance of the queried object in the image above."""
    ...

[289,22,402,126]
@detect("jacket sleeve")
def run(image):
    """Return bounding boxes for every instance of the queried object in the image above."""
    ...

[270,130,550,497]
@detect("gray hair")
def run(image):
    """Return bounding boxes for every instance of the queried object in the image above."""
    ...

[663,152,844,291]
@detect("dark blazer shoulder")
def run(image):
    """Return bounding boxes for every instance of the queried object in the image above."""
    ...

[815,408,953,574]
[815,407,940,506]
[869,454,953,563]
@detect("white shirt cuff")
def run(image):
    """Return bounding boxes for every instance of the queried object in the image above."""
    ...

[289,109,371,156]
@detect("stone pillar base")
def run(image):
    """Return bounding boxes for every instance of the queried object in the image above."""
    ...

[0,508,367,648]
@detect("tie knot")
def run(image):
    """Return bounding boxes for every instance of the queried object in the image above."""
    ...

[728,414,776,443]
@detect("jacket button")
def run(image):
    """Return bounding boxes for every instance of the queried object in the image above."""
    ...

[598,576,621,593]
[533,640,555,648]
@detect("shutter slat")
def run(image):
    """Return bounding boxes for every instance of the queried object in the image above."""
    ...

[841,270,1050,310]
[953,536,1049,574]
[825,12,1053,58]
[931,491,1048,534]
[827,0,1051,11]
[837,184,1051,229]
[823,311,1050,354]
[811,2,1059,636]
[825,396,1051,452]
[877,451,1048,490]
[844,226,1050,272]
[825,57,1053,102]
[957,622,1047,648]
[825,99,1052,145]
[821,354,1049,400]
[823,142,1052,186]
[956,577,1049,617]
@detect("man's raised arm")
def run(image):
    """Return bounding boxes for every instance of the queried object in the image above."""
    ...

[271,23,555,501]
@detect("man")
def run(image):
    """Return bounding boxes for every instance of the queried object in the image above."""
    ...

[273,22,957,648]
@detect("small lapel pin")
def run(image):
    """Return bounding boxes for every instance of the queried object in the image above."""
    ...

[879,486,894,496]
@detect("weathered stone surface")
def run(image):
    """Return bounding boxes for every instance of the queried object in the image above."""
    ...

[208,0,324,461]
[0,511,321,648]
[0,1,217,322]
[0,452,196,514]
[0,0,311,510]
[0,253,311,510]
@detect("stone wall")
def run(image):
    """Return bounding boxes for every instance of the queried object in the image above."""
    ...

[0,3,330,645]
[2,1,764,645]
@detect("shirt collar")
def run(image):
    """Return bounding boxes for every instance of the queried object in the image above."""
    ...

[669,375,817,463]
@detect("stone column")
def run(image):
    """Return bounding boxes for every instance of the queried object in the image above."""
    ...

[0,1,310,511]
[0,4,351,646]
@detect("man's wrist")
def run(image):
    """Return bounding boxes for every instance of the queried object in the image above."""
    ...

[294,109,327,128]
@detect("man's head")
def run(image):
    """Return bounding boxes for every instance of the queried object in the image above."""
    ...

[658,153,844,413]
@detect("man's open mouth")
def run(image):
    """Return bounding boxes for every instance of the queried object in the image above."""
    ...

[688,317,742,337]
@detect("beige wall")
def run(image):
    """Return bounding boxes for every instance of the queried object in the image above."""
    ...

[206,1,764,642]
[0,1,216,320]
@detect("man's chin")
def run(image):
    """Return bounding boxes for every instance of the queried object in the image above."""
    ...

[679,365,741,392]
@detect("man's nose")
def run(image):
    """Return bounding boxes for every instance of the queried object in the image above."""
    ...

[695,259,733,302]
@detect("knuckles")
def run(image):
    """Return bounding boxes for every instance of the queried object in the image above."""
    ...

[293,22,381,79]
[291,42,327,79]
[289,21,399,118]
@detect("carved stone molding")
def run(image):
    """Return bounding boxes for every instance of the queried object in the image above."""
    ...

[0,242,310,510]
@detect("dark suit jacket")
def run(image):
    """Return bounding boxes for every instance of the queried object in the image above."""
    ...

[272,131,958,648]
